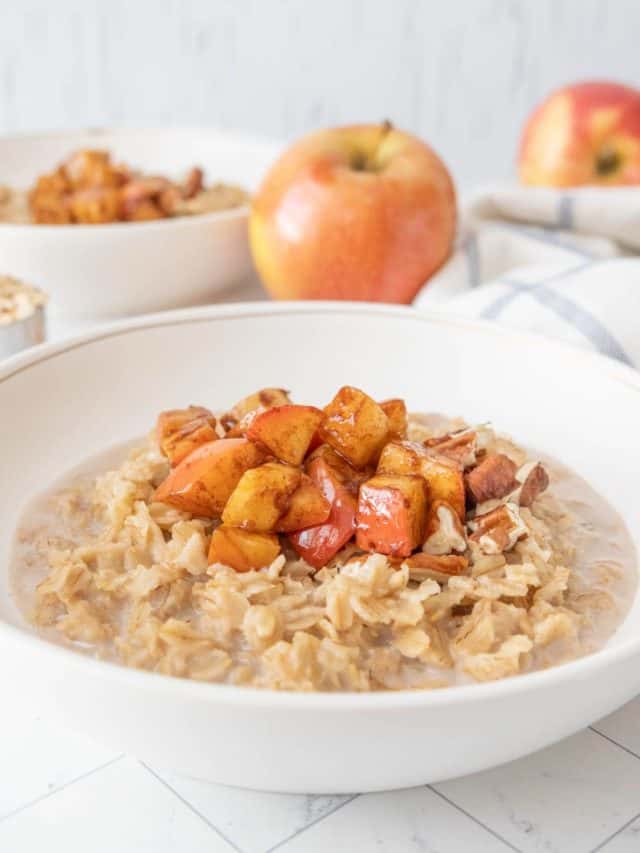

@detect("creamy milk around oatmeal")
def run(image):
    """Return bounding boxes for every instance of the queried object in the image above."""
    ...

[10,387,638,692]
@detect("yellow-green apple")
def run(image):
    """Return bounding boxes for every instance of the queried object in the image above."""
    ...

[249,123,456,303]
[519,81,640,186]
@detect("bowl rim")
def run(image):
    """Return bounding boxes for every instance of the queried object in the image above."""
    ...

[0,125,283,235]
[1,300,639,710]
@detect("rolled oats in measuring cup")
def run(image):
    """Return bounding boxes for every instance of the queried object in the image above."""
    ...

[0,275,47,359]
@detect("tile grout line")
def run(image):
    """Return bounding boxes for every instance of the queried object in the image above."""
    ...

[427,786,522,853]
[264,794,360,853]
[589,726,640,761]
[0,753,125,824]
[140,763,243,853]
[590,808,640,853]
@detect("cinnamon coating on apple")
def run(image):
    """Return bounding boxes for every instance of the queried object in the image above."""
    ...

[152,385,549,573]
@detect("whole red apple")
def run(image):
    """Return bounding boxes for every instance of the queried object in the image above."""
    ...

[519,81,640,186]
[249,123,456,303]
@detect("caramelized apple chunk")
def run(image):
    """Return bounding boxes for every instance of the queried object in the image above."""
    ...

[377,441,466,520]
[154,438,266,517]
[306,444,373,495]
[233,388,291,421]
[276,474,331,533]
[380,398,408,440]
[222,463,301,532]
[320,386,389,468]
[208,526,280,572]
[356,474,428,557]
[289,458,357,569]
[247,404,324,465]
[156,406,218,467]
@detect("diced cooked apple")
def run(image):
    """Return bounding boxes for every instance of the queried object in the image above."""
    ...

[220,388,292,434]
[157,405,212,438]
[154,438,266,517]
[377,441,465,521]
[162,416,218,467]
[380,398,408,440]
[247,404,324,465]
[306,444,373,495]
[233,388,291,420]
[289,458,357,568]
[356,474,427,557]
[222,462,301,532]
[208,526,280,572]
[320,386,389,468]
[156,406,217,465]
[419,455,466,521]
[377,440,423,476]
[223,409,261,438]
[276,474,331,532]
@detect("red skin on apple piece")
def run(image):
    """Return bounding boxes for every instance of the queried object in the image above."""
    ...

[289,458,357,569]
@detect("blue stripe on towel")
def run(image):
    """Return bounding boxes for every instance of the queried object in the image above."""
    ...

[465,233,480,288]
[481,282,534,320]
[481,261,592,321]
[482,261,632,365]
[557,194,575,229]
[493,222,594,259]
[531,285,633,364]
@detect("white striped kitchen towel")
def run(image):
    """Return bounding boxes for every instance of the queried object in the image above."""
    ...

[414,185,640,368]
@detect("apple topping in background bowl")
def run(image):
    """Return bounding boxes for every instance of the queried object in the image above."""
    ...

[249,122,457,303]
[3,148,248,225]
[519,80,640,187]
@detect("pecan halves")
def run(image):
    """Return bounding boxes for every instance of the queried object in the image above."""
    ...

[516,462,549,507]
[422,500,467,555]
[404,552,469,577]
[465,453,518,504]
[424,429,477,469]
[467,503,528,555]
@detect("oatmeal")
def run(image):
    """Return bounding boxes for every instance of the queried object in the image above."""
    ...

[11,386,637,691]
[0,148,247,225]
[0,275,47,325]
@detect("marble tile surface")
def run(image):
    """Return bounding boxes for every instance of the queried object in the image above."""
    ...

[1,702,639,853]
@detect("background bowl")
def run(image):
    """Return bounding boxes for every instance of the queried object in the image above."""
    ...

[0,128,280,334]
[1,303,639,793]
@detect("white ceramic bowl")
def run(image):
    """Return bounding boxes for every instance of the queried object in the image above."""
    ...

[1,303,638,794]
[0,128,280,333]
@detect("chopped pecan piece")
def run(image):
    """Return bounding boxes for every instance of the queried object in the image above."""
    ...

[468,503,528,554]
[422,500,467,555]
[404,553,469,576]
[516,462,550,507]
[425,429,477,469]
[465,453,518,504]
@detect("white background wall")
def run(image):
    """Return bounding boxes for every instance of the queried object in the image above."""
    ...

[1,0,639,190]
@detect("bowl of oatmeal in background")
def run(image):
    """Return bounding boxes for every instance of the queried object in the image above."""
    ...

[0,128,280,334]
[0,302,639,793]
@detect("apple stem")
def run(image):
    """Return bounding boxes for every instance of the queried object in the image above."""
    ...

[595,146,621,176]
